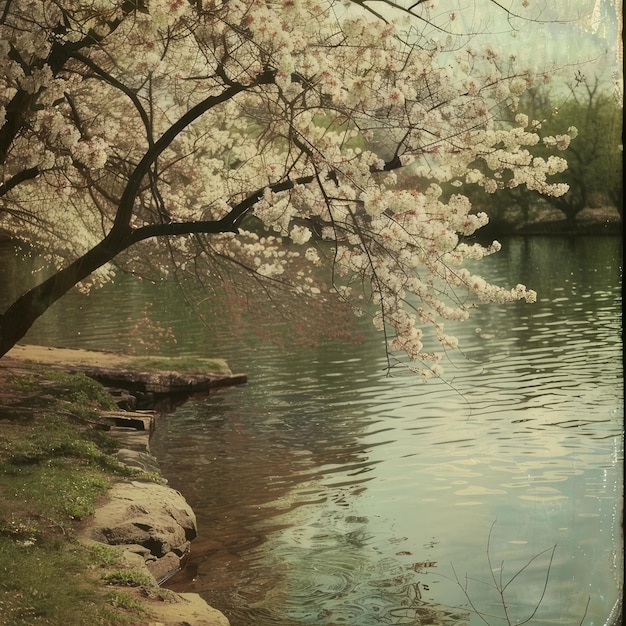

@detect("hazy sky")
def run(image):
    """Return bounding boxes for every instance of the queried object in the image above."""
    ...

[459,0,622,82]
[348,0,622,89]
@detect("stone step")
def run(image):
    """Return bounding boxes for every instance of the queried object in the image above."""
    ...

[101,410,155,433]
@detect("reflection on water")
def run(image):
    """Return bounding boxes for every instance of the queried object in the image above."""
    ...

[1,236,622,625]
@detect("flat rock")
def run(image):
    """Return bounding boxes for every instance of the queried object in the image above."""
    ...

[103,546,230,625]
[115,448,162,474]
[73,364,247,394]
[5,344,247,395]
[145,592,230,626]
[86,480,196,578]
[146,550,186,582]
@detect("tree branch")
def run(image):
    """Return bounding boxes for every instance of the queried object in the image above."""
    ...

[0,167,40,198]
[0,0,145,164]
[129,174,317,243]
[70,51,154,147]
[112,69,277,234]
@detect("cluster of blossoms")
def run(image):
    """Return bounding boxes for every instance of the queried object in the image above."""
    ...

[0,0,576,373]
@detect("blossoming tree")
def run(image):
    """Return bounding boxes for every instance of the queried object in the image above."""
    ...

[0,0,574,375]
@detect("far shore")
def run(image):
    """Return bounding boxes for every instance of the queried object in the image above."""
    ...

[1,206,622,250]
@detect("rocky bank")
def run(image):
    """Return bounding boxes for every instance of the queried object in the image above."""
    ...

[83,424,230,626]
[6,344,247,626]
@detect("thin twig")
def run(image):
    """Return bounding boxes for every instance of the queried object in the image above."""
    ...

[449,562,493,625]
[516,544,557,624]
[578,596,590,626]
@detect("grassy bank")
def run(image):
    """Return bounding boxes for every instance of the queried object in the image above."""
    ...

[0,362,168,625]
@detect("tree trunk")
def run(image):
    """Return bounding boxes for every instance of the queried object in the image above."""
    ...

[0,231,131,357]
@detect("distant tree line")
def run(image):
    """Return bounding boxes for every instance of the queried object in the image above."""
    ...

[470,75,623,230]
[384,75,622,232]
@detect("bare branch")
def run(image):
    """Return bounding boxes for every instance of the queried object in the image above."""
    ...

[0,167,39,198]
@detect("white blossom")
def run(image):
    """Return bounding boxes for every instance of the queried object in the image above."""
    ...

[0,0,576,376]
[289,225,313,245]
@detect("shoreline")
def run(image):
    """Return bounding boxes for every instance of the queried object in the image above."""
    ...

[79,417,231,626]
[1,344,247,625]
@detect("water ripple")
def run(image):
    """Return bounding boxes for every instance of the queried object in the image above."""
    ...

[3,238,621,625]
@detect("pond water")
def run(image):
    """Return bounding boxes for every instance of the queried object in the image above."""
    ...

[1,235,623,625]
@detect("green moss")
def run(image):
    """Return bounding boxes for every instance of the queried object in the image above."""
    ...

[104,590,149,613]
[0,366,161,624]
[86,543,125,568]
[6,462,109,521]
[131,355,232,375]
[1,412,132,481]
[102,569,155,588]
[0,537,147,625]
[11,370,118,412]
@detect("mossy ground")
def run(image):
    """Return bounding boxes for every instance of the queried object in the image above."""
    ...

[0,362,162,625]
[131,356,232,375]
